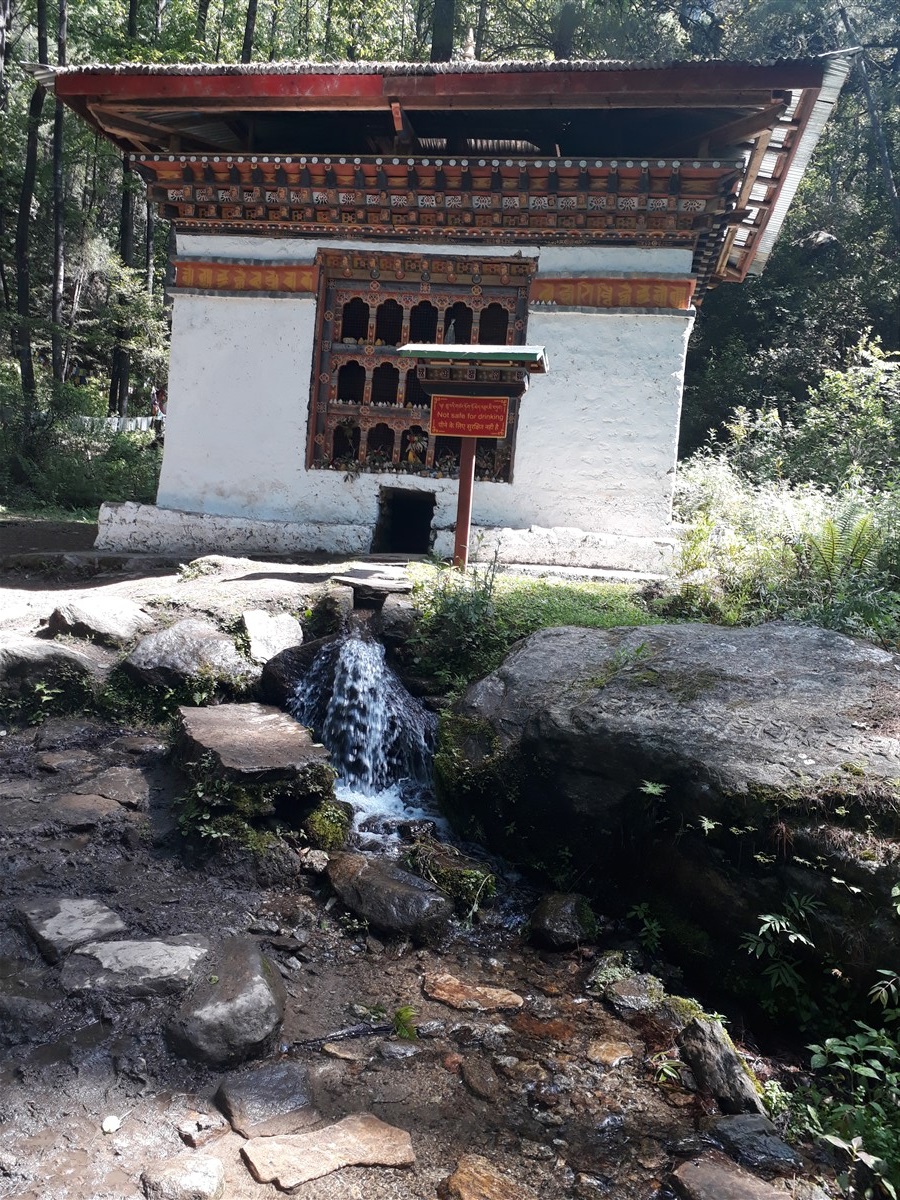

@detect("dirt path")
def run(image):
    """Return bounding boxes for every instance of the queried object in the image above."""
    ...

[0,515,98,556]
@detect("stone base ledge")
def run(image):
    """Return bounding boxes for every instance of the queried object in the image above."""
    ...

[436,525,675,574]
[96,503,676,574]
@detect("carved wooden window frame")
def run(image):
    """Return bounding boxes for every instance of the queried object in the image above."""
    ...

[306,249,535,482]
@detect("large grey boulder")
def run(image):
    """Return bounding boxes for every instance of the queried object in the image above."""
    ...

[327,852,454,944]
[124,619,255,690]
[166,937,285,1065]
[450,623,900,973]
[241,609,303,664]
[47,596,154,648]
[0,635,111,703]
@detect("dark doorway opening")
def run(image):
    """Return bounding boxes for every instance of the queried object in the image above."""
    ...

[371,488,436,554]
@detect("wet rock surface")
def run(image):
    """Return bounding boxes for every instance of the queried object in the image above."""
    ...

[214,1060,319,1137]
[327,852,454,943]
[677,1017,767,1116]
[176,703,330,784]
[18,897,127,963]
[166,937,286,1065]
[0,561,841,1200]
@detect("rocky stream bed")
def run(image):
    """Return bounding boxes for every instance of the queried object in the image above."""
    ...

[0,553,870,1200]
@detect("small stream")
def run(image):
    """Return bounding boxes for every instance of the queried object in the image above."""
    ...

[288,634,450,844]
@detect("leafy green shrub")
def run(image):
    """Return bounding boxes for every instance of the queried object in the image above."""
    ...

[668,457,900,646]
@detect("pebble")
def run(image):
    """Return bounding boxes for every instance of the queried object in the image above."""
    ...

[438,1153,538,1200]
[176,1110,229,1148]
[141,1153,225,1200]
[379,1041,417,1060]
[416,1019,446,1038]
[461,1057,502,1101]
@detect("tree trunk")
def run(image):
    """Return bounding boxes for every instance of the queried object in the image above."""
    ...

[551,1,578,59]
[127,0,138,40]
[196,0,210,40]
[145,197,155,297]
[838,10,900,238]
[240,0,258,62]
[14,0,49,407]
[51,0,68,384]
[430,0,455,61]
[14,83,46,404]
[474,0,488,57]
[0,0,11,109]
[109,159,134,417]
[268,0,278,59]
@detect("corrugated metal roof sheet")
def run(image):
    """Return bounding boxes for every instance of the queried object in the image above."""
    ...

[747,53,855,274]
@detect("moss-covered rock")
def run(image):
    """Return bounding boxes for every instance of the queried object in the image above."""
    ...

[403,836,496,916]
[303,797,353,851]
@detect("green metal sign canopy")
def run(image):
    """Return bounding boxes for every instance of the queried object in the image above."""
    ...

[397,343,550,570]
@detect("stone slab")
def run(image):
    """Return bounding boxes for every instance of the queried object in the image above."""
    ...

[670,1153,785,1200]
[241,1113,415,1188]
[49,793,124,829]
[423,973,524,1012]
[215,1060,319,1137]
[60,935,210,997]
[75,766,150,810]
[18,898,127,964]
[177,703,330,784]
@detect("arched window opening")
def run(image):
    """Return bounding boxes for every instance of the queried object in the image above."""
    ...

[336,361,366,404]
[366,423,395,468]
[401,425,429,468]
[371,363,400,406]
[332,421,360,464]
[340,298,369,342]
[409,300,438,342]
[478,303,509,344]
[443,302,473,344]
[404,369,429,408]
[374,299,404,346]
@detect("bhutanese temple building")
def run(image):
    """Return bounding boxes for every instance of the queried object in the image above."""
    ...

[43,52,853,570]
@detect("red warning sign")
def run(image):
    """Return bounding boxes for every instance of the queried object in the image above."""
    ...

[429,395,510,439]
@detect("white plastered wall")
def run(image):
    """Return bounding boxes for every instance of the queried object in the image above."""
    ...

[97,236,693,572]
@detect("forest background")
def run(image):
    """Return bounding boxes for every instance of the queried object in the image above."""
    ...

[0,0,898,629]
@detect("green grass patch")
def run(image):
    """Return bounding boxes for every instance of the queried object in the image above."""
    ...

[408,559,656,690]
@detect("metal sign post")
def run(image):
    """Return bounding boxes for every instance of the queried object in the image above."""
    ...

[397,344,549,571]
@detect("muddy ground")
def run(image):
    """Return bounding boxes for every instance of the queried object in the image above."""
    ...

[0,551,834,1200]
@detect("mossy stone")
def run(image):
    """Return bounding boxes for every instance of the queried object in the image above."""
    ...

[303,797,353,851]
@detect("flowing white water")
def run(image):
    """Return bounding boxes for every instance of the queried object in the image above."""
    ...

[289,636,447,840]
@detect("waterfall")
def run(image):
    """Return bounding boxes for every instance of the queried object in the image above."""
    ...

[289,636,436,795]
